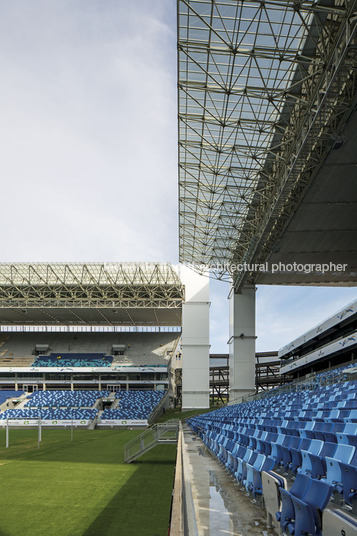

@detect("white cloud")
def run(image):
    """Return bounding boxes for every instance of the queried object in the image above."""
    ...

[0,0,177,263]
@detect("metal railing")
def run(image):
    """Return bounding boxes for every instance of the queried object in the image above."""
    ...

[124,420,179,463]
[241,362,357,404]
[147,390,170,425]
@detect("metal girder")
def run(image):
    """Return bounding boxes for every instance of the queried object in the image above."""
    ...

[178,0,357,287]
[0,263,184,309]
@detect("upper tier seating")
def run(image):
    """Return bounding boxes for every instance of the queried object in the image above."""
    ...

[0,390,24,405]
[0,331,179,367]
[188,362,357,534]
[32,353,113,368]
[100,390,165,420]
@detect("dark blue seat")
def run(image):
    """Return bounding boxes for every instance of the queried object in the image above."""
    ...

[290,478,331,536]
[281,435,301,469]
[276,472,312,528]
[290,438,311,472]
[338,462,357,506]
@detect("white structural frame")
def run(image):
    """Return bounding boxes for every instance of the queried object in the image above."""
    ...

[0,262,184,310]
[178,0,357,290]
[229,286,256,402]
[177,265,210,409]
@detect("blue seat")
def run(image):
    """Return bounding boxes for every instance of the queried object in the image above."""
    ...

[226,444,245,473]
[276,488,295,531]
[281,435,301,469]
[299,439,324,475]
[289,478,331,536]
[338,462,357,506]
[301,442,337,478]
[276,472,312,529]
[336,433,357,448]
[324,444,355,489]
[245,455,275,496]
[290,438,311,472]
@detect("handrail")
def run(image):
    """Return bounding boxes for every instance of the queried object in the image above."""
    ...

[124,420,179,463]
[147,390,170,425]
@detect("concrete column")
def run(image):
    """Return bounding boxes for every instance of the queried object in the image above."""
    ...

[229,286,256,403]
[178,265,210,410]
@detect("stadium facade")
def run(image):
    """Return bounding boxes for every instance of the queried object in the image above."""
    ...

[0,262,210,411]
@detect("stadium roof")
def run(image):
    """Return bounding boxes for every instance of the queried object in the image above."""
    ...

[0,263,184,326]
[178,0,357,288]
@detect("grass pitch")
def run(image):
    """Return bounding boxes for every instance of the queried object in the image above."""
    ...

[0,428,177,536]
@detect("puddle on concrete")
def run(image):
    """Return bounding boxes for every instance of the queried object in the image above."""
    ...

[185,429,278,536]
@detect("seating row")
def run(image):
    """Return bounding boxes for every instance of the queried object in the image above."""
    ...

[0,391,23,405]
[102,390,165,420]
[32,353,113,367]
[188,363,357,535]
[0,408,97,420]
[25,390,109,408]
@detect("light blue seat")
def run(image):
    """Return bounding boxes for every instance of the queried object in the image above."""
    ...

[323,444,355,489]
[245,455,275,496]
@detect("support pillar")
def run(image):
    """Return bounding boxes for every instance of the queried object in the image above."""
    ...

[178,265,210,409]
[229,286,256,403]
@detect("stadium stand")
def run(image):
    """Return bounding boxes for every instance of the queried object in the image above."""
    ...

[32,353,113,367]
[0,389,165,423]
[0,332,179,367]
[24,389,109,407]
[0,408,97,420]
[100,390,165,421]
[0,390,23,405]
[188,361,357,534]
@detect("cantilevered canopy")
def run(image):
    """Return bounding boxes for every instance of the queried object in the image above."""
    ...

[0,263,184,325]
[178,0,357,288]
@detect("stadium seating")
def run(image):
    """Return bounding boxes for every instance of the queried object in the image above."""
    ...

[0,390,109,421]
[0,389,165,422]
[188,361,357,531]
[24,389,109,408]
[0,390,24,405]
[32,353,113,367]
[0,408,97,420]
[100,390,165,420]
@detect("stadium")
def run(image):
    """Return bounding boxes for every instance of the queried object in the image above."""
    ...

[1,1,357,536]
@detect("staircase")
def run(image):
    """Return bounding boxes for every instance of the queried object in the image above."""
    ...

[124,420,179,463]
[88,409,103,430]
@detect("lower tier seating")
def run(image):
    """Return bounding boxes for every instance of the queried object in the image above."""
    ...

[0,408,97,420]
[188,363,357,535]
[100,390,165,420]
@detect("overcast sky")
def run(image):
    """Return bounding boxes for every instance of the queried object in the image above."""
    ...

[1,0,356,353]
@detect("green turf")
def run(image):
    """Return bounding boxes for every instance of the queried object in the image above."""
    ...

[0,428,177,536]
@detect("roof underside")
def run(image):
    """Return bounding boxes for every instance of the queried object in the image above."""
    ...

[178,0,357,287]
[0,263,184,326]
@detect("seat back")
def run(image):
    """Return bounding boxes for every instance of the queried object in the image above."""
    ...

[303,479,332,511]
[290,495,317,536]
[322,508,357,536]
[290,473,312,499]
